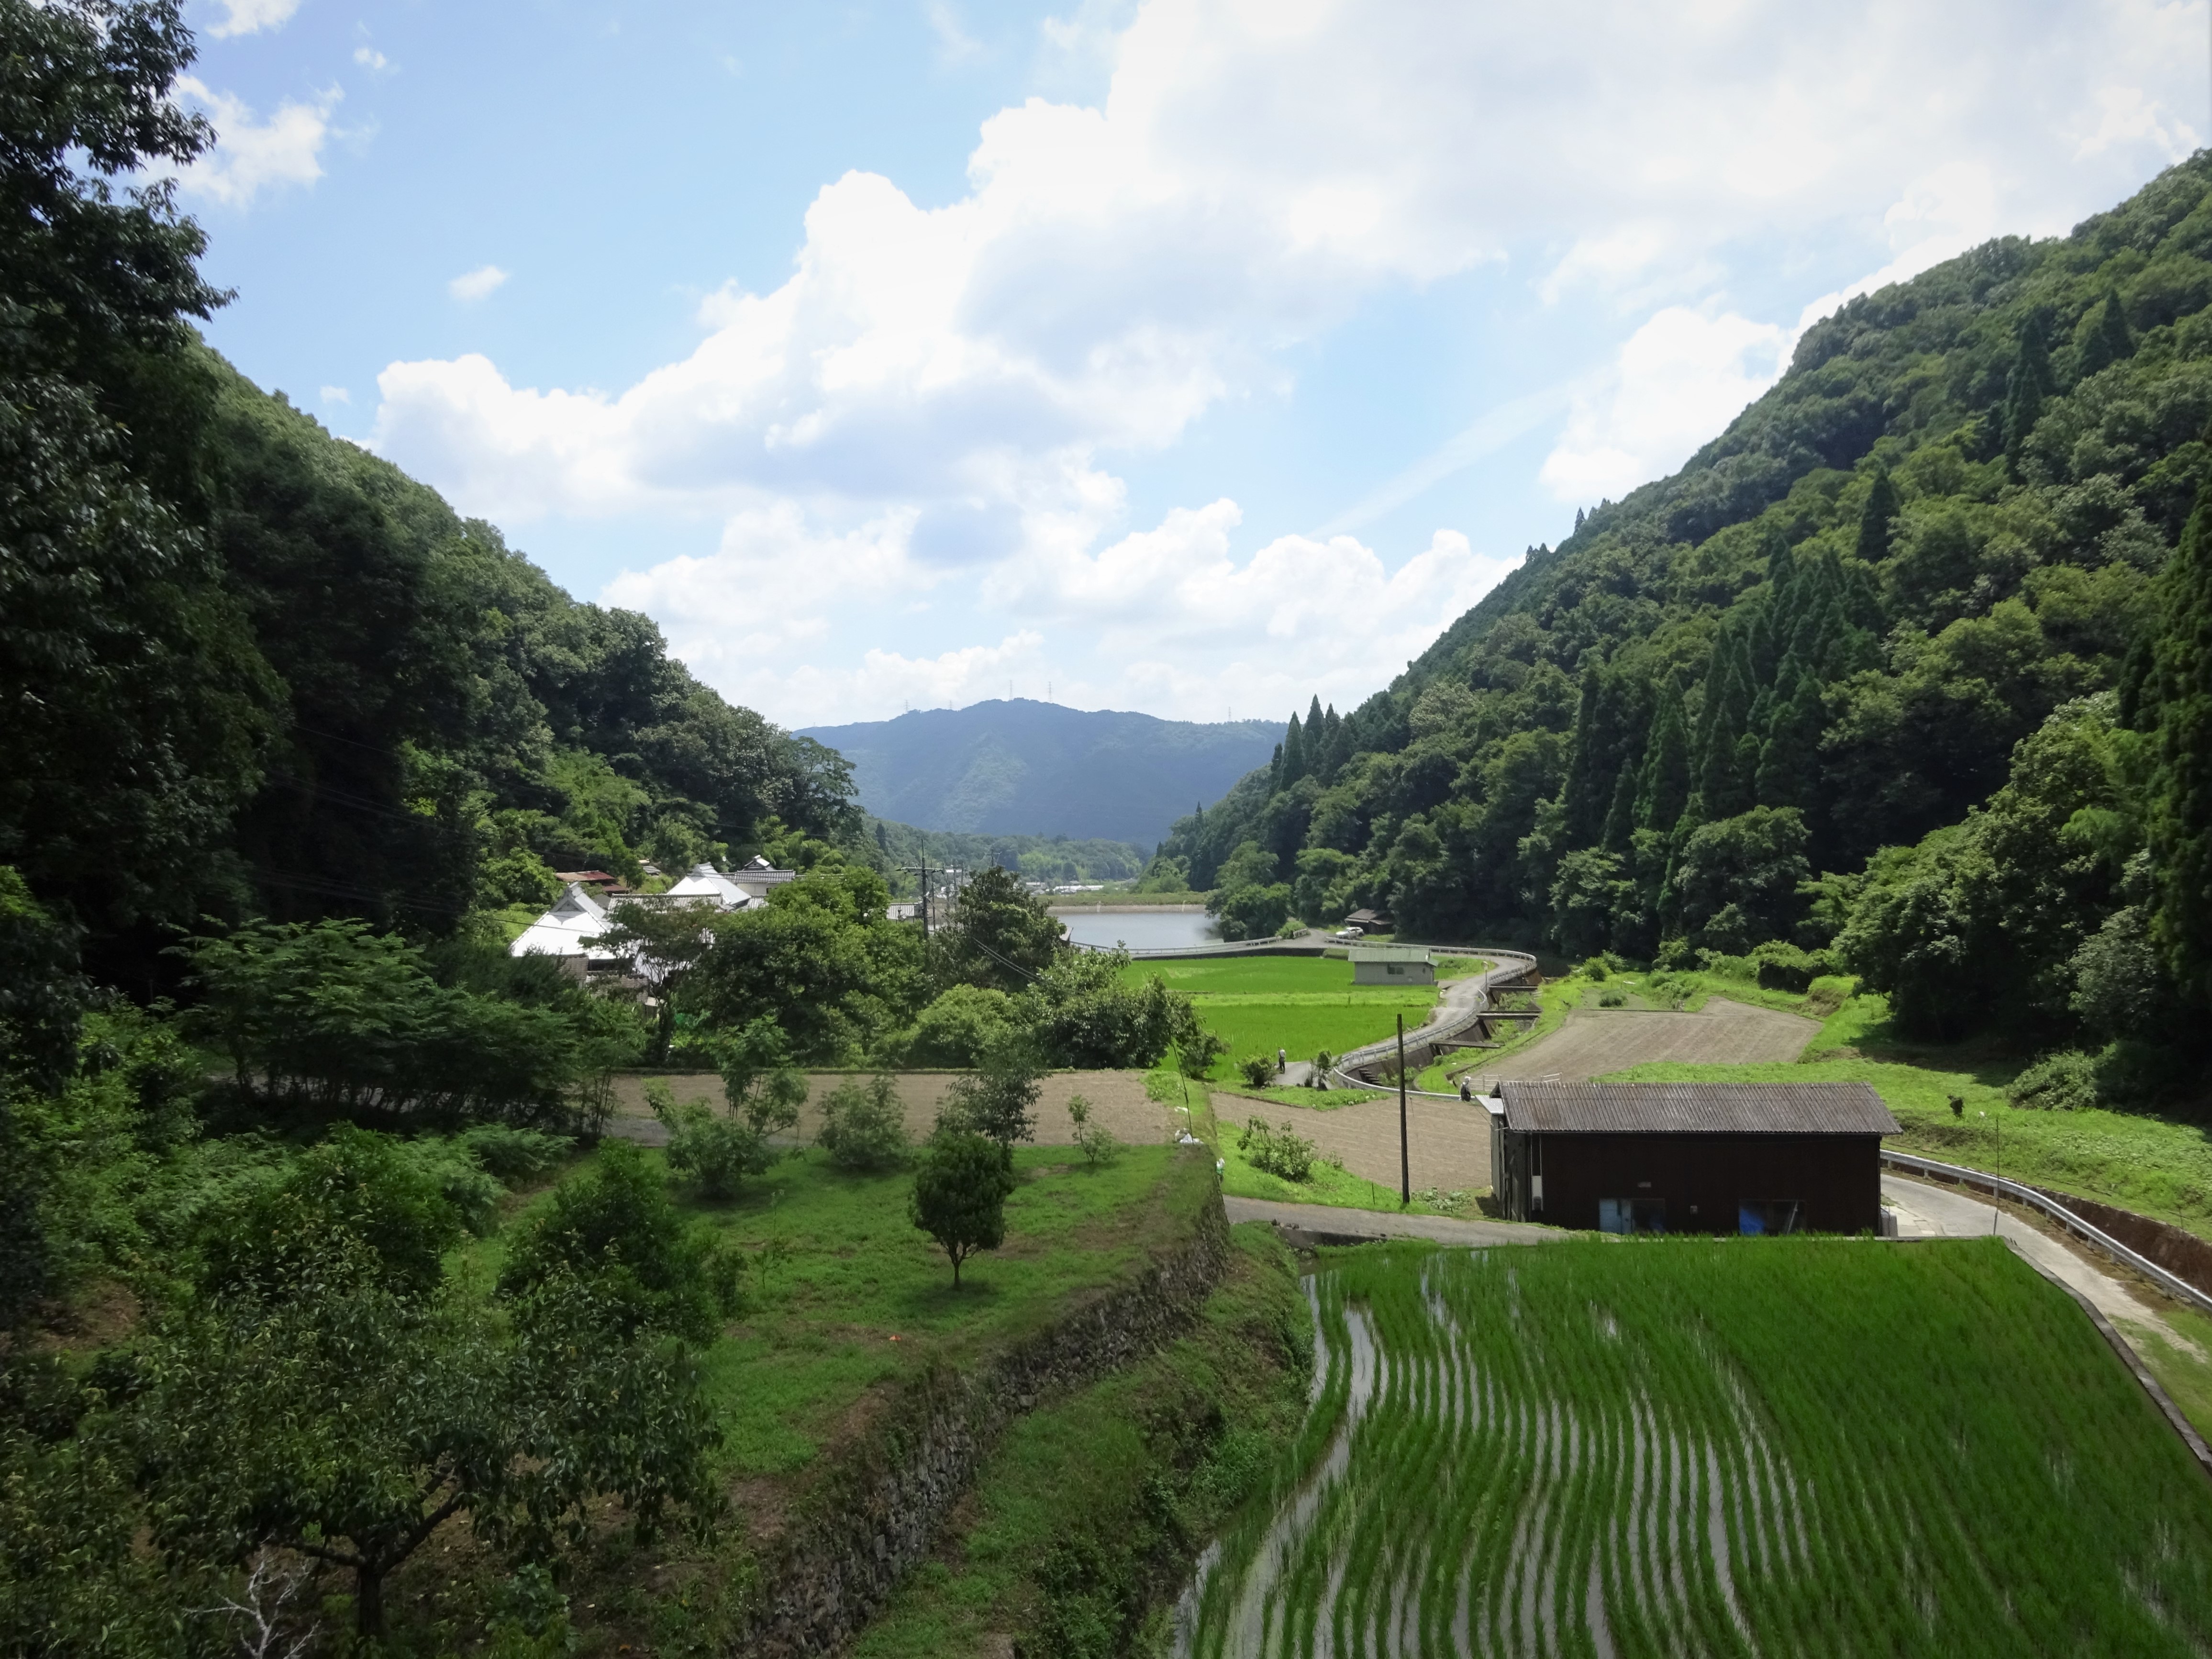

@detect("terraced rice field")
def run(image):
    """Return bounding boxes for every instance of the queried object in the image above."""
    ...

[1175,1238,2212,1657]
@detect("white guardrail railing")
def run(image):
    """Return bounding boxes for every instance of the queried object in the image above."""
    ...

[1331,947,1540,1091]
[1882,1147,2212,1321]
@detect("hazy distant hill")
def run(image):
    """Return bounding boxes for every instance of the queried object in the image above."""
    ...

[799,700,1281,848]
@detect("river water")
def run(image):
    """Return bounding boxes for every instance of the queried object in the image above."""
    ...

[1055,908,1220,952]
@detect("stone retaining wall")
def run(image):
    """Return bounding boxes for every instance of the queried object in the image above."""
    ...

[732,1163,1232,1657]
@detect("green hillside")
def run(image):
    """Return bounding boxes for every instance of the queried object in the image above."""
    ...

[1161,155,2212,1077]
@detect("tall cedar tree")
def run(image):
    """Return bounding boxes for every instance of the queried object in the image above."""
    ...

[2002,313,2056,465]
[2149,484,2212,1004]
[2077,290,2133,380]
[1634,685,1692,834]
[1280,712,1307,787]
[1855,467,1902,562]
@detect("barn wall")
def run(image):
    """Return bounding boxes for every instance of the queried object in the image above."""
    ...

[1527,1133,1883,1235]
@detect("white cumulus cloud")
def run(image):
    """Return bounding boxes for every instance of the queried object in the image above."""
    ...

[173,79,339,208]
[366,0,2210,720]
[205,0,302,39]
[447,265,510,302]
[1540,308,1789,504]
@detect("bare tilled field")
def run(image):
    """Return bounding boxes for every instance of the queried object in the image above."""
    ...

[1469,995,1818,1085]
[1225,1090,1497,1194]
[606,1069,1177,1148]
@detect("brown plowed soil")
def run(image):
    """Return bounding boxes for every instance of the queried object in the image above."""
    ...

[1468,997,1819,1087]
[606,1069,1177,1148]
[1246,997,1820,1196]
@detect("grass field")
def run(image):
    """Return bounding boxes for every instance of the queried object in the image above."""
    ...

[1181,1237,2212,1658]
[453,1141,1209,1481]
[1126,955,1441,1080]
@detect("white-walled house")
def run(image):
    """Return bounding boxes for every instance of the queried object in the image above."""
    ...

[508,860,797,976]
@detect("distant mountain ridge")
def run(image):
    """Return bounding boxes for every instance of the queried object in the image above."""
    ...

[799,700,1281,848]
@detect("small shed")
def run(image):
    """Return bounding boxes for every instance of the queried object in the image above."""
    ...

[1490,1081,1898,1236]
[1349,943,1435,986]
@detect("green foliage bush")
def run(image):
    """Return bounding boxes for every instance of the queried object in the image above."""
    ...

[193,1125,465,1301]
[817,1074,911,1171]
[1237,1117,1317,1182]
[902,982,1018,1066]
[940,1037,1047,1148]
[649,1081,772,1201]
[2008,1050,2100,1112]
[1238,1053,1279,1087]
[498,1142,739,1341]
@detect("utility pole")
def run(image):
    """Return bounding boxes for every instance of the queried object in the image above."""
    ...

[901,862,939,939]
[1397,1013,1411,1206]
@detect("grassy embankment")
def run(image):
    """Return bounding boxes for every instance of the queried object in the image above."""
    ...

[848,1224,1312,1657]
[1184,1237,2212,1656]
[421,1139,1218,1652]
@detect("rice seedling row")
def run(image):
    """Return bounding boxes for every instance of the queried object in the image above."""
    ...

[1175,1237,2212,1658]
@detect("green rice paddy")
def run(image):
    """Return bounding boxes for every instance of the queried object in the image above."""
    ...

[1176,1238,2212,1657]
[1124,956,1445,1080]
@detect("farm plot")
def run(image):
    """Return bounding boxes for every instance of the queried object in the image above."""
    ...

[1467,997,1818,1086]
[1175,1238,2212,1658]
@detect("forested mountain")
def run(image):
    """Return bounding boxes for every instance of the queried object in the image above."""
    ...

[5,186,851,994]
[800,700,1279,849]
[1161,156,2212,1066]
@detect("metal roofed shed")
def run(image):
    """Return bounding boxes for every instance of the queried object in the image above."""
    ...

[1348,943,1435,985]
[1491,1082,1899,1236]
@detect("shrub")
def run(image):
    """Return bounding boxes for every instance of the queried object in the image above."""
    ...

[2008,1051,2098,1112]
[817,1075,910,1171]
[901,983,1018,1068]
[1694,949,1758,983]
[1238,1117,1316,1182]
[194,1126,464,1301]
[499,1141,741,1340]
[456,1124,572,1183]
[1177,1029,1229,1080]
[1066,1094,1119,1167]
[1804,974,1857,1015]
[1582,957,1609,981]
[1751,941,1832,993]
[940,1037,1046,1147]
[1597,986,1628,1007]
[648,1080,773,1200]
[1237,1054,1278,1088]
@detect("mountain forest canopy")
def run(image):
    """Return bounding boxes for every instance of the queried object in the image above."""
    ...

[1158,153,2212,1072]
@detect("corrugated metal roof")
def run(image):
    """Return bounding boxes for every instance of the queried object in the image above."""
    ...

[1499,1081,1898,1136]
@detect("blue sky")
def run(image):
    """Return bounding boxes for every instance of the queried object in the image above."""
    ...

[178,0,2208,728]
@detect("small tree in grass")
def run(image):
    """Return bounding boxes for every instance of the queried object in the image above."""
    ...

[1067,1093,1119,1167]
[909,1131,1016,1288]
[939,1035,1045,1151]
[1237,1053,1278,1088]
[1176,1028,1228,1082]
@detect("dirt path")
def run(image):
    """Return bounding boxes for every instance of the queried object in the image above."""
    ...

[606,1070,1177,1148]
[1231,1090,1498,1195]
[1460,996,1819,1087]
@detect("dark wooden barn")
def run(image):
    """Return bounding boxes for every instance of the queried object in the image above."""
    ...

[1487,1081,1900,1236]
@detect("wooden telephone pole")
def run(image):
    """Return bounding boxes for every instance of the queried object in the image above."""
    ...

[900,863,940,938]
[1397,1013,1411,1206]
